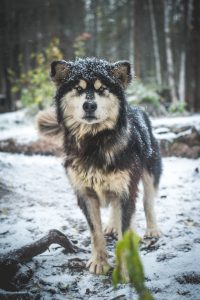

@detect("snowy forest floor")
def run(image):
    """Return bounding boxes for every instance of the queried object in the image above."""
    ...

[0,110,200,300]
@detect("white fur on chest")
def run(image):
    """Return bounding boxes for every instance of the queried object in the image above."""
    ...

[67,166,130,206]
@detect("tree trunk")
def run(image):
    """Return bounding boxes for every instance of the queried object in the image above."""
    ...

[133,0,141,78]
[128,0,134,66]
[178,51,186,103]
[164,0,178,103]
[149,0,162,86]
[1,0,15,112]
[185,0,200,112]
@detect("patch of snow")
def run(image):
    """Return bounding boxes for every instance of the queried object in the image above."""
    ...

[0,109,38,144]
[152,114,200,128]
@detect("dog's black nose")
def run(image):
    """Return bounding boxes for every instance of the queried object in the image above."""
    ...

[83,101,97,112]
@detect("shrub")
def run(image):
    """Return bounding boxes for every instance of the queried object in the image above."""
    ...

[127,80,160,107]
[168,102,186,114]
[10,38,63,110]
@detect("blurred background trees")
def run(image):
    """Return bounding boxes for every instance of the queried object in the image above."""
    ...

[0,0,199,113]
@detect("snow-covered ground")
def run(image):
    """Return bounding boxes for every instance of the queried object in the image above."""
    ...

[152,114,200,142]
[0,110,200,299]
[152,114,200,129]
[0,109,38,144]
[0,153,200,299]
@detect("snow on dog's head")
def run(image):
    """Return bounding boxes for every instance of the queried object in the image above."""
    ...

[51,58,132,136]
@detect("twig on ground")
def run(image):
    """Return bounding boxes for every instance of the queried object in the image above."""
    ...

[0,229,80,291]
[0,289,34,300]
[9,229,78,262]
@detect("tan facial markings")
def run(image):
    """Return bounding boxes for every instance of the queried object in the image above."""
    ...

[78,79,87,90]
[94,79,106,90]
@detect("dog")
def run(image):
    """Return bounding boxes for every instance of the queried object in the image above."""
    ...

[37,58,162,275]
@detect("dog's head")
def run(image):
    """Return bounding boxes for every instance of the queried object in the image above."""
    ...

[51,58,132,135]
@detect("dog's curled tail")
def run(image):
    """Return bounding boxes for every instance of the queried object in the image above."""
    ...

[37,107,63,141]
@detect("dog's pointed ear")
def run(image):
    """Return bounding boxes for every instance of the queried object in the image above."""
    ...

[50,60,72,86]
[111,61,132,88]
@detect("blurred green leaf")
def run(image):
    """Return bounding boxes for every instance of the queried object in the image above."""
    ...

[112,230,154,300]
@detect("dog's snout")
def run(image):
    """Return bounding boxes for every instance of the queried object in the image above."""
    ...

[83,101,97,113]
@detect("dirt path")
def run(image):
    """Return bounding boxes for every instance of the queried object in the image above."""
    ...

[0,152,200,299]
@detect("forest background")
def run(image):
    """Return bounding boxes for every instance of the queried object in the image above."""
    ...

[0,0,199,114]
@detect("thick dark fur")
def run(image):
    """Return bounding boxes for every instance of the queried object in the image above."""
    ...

[37,57,162,274]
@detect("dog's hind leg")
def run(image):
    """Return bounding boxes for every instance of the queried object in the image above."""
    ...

[104,195,136,240]
[77,195,110,274]
[104,200,122,239]
[142,170,161,238]
[121,195,136,236]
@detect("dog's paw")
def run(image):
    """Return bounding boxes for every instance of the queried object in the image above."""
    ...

[86,256,110,275]
[144,227,162,238]
[104,225,118,236]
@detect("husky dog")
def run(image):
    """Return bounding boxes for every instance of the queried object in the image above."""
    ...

[37,58,162,274]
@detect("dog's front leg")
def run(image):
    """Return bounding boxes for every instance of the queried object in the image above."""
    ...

[118,194,136,281]
[78,195,109,274]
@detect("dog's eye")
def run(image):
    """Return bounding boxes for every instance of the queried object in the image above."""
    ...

[76,86,83,92]
[98,86,106,93]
